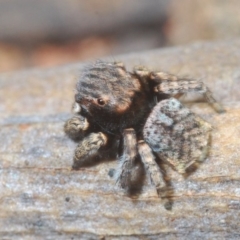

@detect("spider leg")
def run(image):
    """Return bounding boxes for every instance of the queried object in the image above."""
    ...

[72,132,108,169]
[64,115,89,141]
[64,102,89,141]
[134,67,179,88]
[113,61,126,69]
[174,93,184,99]
[138,141,167,199]
[115,129,143,192]
[134,67,225,113]
[151,73,225,113]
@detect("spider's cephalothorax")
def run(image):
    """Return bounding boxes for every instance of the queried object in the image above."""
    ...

[64,61,225,202]
[74,62,152,134]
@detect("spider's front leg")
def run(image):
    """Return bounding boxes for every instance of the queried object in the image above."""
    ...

[64,102,89,141]
[116,129,144,192]
[64,115,89,141]
[64,102,108,169]
[72,132,108,169]
[134,67,225,113]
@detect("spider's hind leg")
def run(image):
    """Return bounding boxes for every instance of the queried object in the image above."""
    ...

[151,72,225,113]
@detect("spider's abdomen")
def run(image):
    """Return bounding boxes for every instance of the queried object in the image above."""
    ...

[143,98,212,173]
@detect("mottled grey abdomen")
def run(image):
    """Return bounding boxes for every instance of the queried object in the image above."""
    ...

[143,98,212,173]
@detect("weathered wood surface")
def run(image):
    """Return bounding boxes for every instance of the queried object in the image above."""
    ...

[1,39,240,239]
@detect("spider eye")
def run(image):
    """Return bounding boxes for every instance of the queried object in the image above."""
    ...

[97,98,105,106]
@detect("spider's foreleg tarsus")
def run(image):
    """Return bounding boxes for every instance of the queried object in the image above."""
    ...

[115,129,144,192]
[72,132,108,169]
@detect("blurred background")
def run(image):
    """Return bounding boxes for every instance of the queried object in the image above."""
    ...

[0,0,240,73]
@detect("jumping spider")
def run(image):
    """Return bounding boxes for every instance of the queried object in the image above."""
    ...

[64,61,225,200]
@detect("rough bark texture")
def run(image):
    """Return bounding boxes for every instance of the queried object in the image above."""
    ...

[1,39,240,239]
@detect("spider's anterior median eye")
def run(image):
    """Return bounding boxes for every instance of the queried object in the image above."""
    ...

[97,98,105,106]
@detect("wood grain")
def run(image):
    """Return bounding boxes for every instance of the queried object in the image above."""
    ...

[1,39,240,239]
